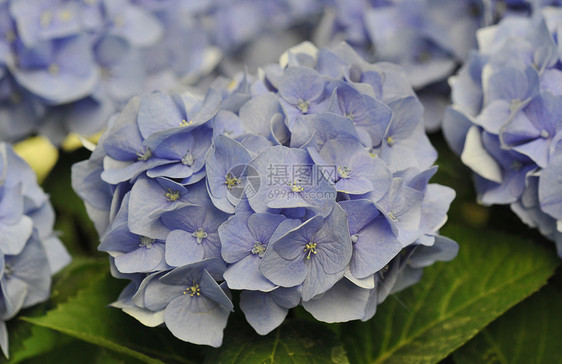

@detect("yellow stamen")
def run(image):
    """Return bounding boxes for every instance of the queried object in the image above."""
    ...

[225,173,241,190]
[183,283,201,297]
[304,242,317,259]
[48,63,60,75]
[165,189,180,202]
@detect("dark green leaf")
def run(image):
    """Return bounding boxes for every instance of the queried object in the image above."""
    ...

[23,338,140,364]
[204,319,350,364]
[41,148,100,255]
[453,284,562,364]
[341,225,559,364]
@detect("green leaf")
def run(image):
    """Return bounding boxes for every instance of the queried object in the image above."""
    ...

[23,273,201,364]
[48,258,110,306]
[41,148,100,255]
[1,323,72,363]
[204,319,350,364]
[453,284,562,364]
[0,258,108,362]
[341,225,560,364]
[23,338,140,364]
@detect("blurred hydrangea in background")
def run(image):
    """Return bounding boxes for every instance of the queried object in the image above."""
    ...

[0,0,335,146]
[0,142,70,357]
[443,6,562,255]
[72,41,458,346]
[0,0,216,144]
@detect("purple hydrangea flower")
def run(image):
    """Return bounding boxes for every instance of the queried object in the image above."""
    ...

[0,143,70,358]
[0,0,218,144]
[443,8,562,255]
[72,41,457,345]
[314,0,486,131]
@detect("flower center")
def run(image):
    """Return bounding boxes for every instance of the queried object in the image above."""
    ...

[540,129,549,138]
[510,98,522,113]
[192,228,208,244]
[165,189,180,202]
[251,241,267,258]
[386,136,395,146]
[510,160,522,171]
[4,30,15,43]
[345,112,355,121]
[351,234,359,243]
[40,11,52,27]
[136,147,152,161]
[48,63,60,75]
[304,242,318,259]
[181,150,194,166]
[139,236,155,248]
[180,119,193,127]
[183,283,201,297]
[10,92,21,104]
[297,99,309,113]
[113,15,125,27]
[290,181,304,193]
[337,166,351,179]
[225,173,241,190]
[100,67,112,80]
[388,210,399,222]
[417,50,431,63]
[4,263,13,278]
[59,9,74,21]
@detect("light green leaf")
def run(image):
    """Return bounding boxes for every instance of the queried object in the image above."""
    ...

[204,319,350,364]
[1,258,107,363]
[453,284,562,364]
[2,323,72,363]
[341,225,560,364]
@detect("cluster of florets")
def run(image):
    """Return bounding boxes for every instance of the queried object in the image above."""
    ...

[198,0,323,53]
[443,7,562,255]
[0,143,71,357]
[72,42,458,347]
[488,0,562,20]
[0,0,218,144]
[0,0,334,144]
[315,0,485,90]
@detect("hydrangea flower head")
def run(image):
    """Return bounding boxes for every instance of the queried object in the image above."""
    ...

[0,0,218,144]
[0,143,70,358]
[443,7,562,255]
[315,0,485,87]
[73,41,457,346]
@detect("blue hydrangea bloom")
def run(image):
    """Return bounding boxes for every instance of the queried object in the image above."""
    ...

[0,0,338,144]
[314,0,487,131]
[0,143,70,358]
[0,0,219,144]
[72,41,457,344]
[443,8,562,255]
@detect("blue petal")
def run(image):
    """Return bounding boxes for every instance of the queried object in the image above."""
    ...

[164,293,230,347]
[302,278,371,323]
[240,290,288,335]
[223,254,276,291]
[164,229,205,267]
